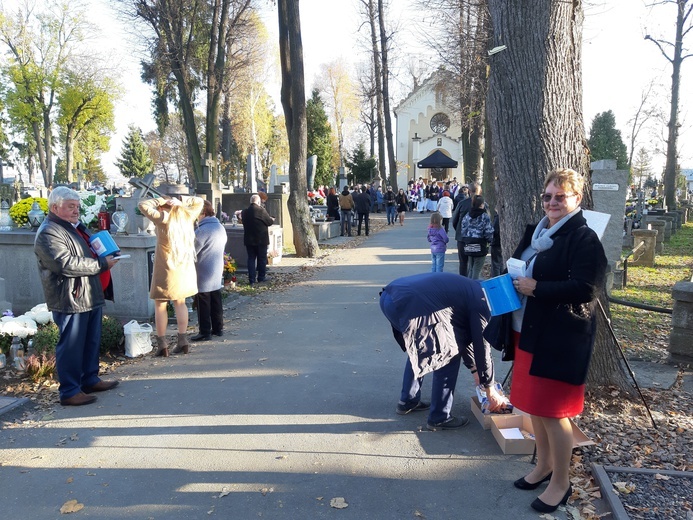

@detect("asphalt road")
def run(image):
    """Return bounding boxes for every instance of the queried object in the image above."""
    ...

[0,211,580,520]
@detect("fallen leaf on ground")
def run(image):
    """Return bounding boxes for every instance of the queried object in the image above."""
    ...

[330,497,348,509]
[218,487,230,498]
[60,499,84,514]
[654,473,671,480]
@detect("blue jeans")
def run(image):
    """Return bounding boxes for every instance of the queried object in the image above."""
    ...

[53,307,103,400]
[431,252,445,272]
[386,205,397,224]
[340,210,352,236]
[246,243,268,284]
[400,355,462,424]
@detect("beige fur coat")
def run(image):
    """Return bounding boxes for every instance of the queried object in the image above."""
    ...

[138,196,204,300]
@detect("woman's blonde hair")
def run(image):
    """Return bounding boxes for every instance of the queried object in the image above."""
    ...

[430,211,443,226]
[164,204,196,267]
[544,168,584,195]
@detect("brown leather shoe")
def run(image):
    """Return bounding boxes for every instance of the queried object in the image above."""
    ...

[82,380,119,393]
[60,392,97,406]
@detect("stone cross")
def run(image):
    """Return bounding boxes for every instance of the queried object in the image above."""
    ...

[129,174,163,199]
[203,153,215,183]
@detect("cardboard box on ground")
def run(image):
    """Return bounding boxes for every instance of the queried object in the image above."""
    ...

[470,396,594,455]
[491,412,595,455]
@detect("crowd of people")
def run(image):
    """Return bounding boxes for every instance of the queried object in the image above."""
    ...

[35,168,607,514]
[382,167,607,514]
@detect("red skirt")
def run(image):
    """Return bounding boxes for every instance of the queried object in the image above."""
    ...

[509,332,585,418]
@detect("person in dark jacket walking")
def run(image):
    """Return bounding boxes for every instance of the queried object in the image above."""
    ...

[34,186,120,406]
[353,186,371,236]
[241,194,274,286]
[452,181,481,276]
[383,185,397,225]
[380,273,504,431]
[192,200,228,341]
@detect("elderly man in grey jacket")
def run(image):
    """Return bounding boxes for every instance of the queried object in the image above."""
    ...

[192,200,228,341]
[34,186,120,406]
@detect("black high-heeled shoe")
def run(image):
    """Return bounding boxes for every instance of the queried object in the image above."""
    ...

[530,485,572,513]
[513,472,552,490]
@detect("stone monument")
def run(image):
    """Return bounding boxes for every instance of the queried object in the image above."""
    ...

[307,155,317,191]
[197,153,222,214]
[591,159,629,285]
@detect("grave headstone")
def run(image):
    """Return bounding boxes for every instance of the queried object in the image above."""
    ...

[645,218,665,253]
[0,277,12,315]
[307,155,317,191]
[269,165,278,193]
[338,166,348,189]
[670,281,693,364]
[590,160,629,278]
[197,153,222,213]
[630,229,657,267]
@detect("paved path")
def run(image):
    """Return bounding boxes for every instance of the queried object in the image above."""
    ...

[2,212,582,519]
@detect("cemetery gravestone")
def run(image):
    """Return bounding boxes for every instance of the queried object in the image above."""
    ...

[590,160,629,286]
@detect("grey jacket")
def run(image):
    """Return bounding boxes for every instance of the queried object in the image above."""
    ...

[194,216,228,293]
[34,213,110,314]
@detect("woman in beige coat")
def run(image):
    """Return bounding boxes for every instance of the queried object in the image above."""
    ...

[139,195,204,356]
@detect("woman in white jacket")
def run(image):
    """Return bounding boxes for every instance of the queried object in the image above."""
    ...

[436,190,454,232]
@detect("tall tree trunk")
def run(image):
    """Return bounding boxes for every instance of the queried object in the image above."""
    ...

[487,0,632,393]
[366,0,386,183]
[31,121,48,186]
[377,0,397,191]
[662,1,686,210]
[220,93,232,184]
[172,68,203,187]
[645,1,692,209]
[277,0,319,257]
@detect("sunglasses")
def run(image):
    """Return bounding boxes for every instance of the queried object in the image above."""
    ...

[541,192,576,203]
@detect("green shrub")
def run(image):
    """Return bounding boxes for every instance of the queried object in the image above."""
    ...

[32,322,60,355]
[100,315,124,354]
[0,333,11,356]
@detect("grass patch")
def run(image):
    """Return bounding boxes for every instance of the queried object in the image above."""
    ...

[610,221,693,361]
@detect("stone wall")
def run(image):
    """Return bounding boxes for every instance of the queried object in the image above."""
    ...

[0,230,156,322]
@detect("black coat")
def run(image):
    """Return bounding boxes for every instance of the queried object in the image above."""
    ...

[512,211,607,385]
[241,203,273,246]
[353,192,371,214]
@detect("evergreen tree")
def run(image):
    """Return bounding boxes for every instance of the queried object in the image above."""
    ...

[587,110,629,170]
[345,142,377,185]
[116,125,153,178]
[306,89,334,187]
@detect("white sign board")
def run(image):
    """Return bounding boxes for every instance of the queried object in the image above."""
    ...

[593,183,619,191]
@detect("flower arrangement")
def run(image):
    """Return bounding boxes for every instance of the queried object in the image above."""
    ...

[8,197,48,227]
[223,253,237,281]
[78,191,114,227]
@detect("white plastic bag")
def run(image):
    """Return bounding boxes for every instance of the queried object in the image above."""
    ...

[123,320,153,357]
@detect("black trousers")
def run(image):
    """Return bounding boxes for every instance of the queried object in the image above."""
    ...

[357,212,369,235]
[196,289,223,335]
[456,241,469,277]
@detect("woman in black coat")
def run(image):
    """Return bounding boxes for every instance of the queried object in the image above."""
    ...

[326,187,340,222]
[509,168,607,513]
